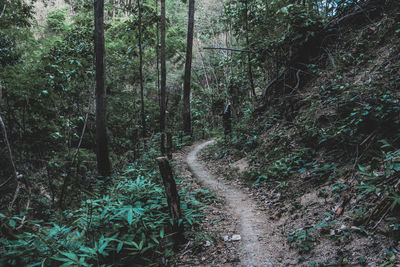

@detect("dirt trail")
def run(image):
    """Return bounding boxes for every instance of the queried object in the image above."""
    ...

[186,140,290,267]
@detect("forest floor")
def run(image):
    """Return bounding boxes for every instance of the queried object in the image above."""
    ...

[173,139,399,266]
[173,140,296,266]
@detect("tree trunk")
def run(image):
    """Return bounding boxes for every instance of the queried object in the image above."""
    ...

[160,132,166,155]
[183,0,195,135]
[94,0,111,177]
[138,0,146,140]
[156,157,184,244]
[265,0,268,19]
[155,0,161,109]
[160,0,167,132]
[166,132,172,160]
[244,0,256,97]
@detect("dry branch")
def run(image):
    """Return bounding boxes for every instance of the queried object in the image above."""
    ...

[203,47,251,53]
[0,4,6,19]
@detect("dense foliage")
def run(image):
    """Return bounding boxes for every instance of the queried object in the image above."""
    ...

[1,0,399,265]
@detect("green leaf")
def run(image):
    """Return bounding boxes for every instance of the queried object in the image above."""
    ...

[139,240,144,250]
[132,241,140,250]
[392,163,400,171]
[133,207,144,215]
[60,251,78,262]
[117,242,123,253]
[127,209,133,225]
[160,227,164,238]
[98,241,109,254]
[358,165,366,171]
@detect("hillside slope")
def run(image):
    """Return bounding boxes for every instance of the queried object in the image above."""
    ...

[203,1,400,265]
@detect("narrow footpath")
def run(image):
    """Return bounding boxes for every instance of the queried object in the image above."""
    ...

[185,140,293,266]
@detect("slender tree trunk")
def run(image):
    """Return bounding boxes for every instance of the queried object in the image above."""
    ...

[244,0,255,97]
[94,0,111,177]
[138,0,146,139]
[265,0,268,19]
[160,0,166,132]
[155,0,161,109]
[156,157,184,244]
[183,0,195,135]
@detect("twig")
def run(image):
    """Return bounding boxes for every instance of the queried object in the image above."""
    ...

[372,204,391,230]
[0,115,23,209]
[10,184,21,208]
[0,4,6,19]
[0,80,2,101]
[294,69,301,90]
[59,88,93,208]
[71,112,89,166]
[355,3,376,26]
[16,184,31,230]
[360,130,377,146]
[0,116,17,179]
[202,47,251,53]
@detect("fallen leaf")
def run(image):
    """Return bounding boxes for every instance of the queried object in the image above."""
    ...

[336,207,343,216]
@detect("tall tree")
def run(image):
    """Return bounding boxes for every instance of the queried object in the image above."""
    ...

[138,0,146,139]
[244,0,255,97]
[183,0,195,135]
[94,0,111,176]
[160,0,166,131]
[155,0,161,108]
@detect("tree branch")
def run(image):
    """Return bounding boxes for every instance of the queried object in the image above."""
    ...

[202,47,251,53]
[0,4,6,19]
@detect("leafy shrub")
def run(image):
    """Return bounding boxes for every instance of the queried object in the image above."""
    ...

[46,9,68,33]
[0,163,205,266]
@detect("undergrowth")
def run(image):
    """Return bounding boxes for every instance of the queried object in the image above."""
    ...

[202,2,400,261]
[0,143,211,266]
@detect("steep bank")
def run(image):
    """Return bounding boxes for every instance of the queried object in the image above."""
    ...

[200,1,400,265]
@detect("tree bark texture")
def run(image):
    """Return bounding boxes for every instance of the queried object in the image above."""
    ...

[166,132,172,160]
[156,157,184,243]
[94,0,111,177]
[138,0,146,139]
[160,132,166,155]
[183,0,195,135]
[155,0,161,108]
[244,0,256,97]
[160,0,167,132]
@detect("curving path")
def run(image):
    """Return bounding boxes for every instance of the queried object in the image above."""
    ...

[186,140,287,267]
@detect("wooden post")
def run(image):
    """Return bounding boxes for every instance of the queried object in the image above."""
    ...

[160,132,166,155]
[166,132,172,160]
[223,104,232,135]
[156,157,184,244]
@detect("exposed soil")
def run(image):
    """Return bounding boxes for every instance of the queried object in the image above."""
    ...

[173,138,400,266]
[174,140,296,266]
[199,140,400,266]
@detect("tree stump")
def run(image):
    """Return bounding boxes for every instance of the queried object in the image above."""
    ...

[166,132,172,160]
[156,157,184,244]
